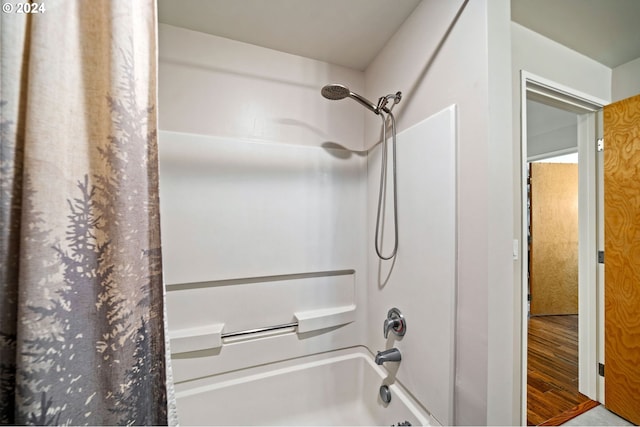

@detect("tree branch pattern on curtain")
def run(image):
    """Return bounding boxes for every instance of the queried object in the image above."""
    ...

[0,1,169,424]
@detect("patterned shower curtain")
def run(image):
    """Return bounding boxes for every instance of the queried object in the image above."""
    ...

[0,1,169,424]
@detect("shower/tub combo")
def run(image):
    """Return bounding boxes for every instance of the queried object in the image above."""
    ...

[159,20,457,427]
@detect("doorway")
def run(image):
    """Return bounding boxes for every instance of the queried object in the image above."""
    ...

[527,150,586,425]
[520,72,606,425]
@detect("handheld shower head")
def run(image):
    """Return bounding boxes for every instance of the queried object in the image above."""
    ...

[321,84,350,100]
[321,83,379,114]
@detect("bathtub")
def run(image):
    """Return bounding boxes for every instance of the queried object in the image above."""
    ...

[174,347,438,426]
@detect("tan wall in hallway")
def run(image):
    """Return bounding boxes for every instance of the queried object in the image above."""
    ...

[530,163,579,315]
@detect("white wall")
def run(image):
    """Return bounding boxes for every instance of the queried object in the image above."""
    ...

[486,2,516,424]
[510,21,612,294]
[511,22,612,217]
[511,23,612,104]
[612,56,640,102]
[528,124,577,158]
[527,99,578,159]
[158,24,366,150]
[365,0,515,424]
[158,23,368,389]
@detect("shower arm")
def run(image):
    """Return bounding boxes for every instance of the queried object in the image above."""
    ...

[350,91,380,114]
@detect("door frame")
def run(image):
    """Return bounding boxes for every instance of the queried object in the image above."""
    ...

[519,71,607,423]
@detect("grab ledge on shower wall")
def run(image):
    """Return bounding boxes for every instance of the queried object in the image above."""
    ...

[169,305,357,354]
[170,323,225,354]
[294,304,356,333]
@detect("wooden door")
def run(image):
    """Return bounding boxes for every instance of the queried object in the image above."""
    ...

[604,93,640,424]
[529,162,579,315]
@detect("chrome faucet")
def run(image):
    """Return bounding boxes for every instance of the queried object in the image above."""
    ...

[375,348,402,365]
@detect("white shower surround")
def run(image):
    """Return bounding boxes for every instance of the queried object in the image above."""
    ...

[158,12,463,424]
[159,0,521,421]
[159,106,456,425]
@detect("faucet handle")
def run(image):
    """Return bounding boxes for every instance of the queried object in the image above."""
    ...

[383,308,406,339]
[383,318,399,339]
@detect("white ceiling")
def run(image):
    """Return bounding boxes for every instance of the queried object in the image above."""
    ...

[157,0,640,70]
[157,0,421,71]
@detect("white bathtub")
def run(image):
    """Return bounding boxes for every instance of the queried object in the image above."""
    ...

[175,347,438,426]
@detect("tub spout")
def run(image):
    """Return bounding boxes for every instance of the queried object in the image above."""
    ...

[375,348,402,365]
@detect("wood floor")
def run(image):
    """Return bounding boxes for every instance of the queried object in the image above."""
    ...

[527,315,594,426]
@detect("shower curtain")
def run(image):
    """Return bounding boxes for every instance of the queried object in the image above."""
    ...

[0,1,170,424]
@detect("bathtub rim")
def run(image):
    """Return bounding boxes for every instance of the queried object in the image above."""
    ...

[174,345,437,425]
